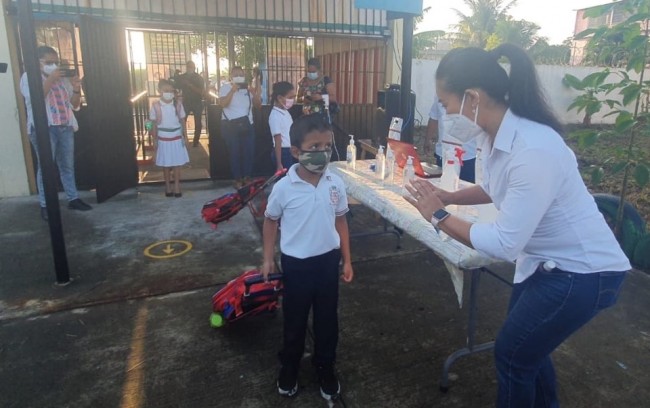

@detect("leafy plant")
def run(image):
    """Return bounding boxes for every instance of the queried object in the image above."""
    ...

[563,69,619,125]
[566,0,650,240]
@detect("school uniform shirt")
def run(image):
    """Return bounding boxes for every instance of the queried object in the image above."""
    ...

[219,82,253,123]
[265,164,349,259]
[268,106,293,148]
[429,95,477,160]
[469,109,631,283]
[20,72,79,133]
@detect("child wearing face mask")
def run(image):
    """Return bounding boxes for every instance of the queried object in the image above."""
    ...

[262,114,353,401]
[150,79,189,197]
[269,81,297,171]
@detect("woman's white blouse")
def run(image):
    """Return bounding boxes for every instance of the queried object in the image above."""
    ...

[469,110,631,283]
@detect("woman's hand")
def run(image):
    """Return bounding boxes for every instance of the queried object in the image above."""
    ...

[403,179,447,222]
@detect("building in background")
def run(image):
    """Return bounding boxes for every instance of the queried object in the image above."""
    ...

[571,0,631,65]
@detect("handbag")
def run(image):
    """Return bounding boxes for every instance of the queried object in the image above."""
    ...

[223,115,251,133]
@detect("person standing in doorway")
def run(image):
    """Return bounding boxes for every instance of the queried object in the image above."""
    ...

[219,66,261,188]
[150,79,189,197]
[20,45,92,222]
[177,61,206,147]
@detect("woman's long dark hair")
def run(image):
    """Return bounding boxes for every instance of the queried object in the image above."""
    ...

[271,81,294,105]
[436,44,563,135]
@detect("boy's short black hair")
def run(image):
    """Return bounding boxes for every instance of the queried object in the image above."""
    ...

[290,114,332,147]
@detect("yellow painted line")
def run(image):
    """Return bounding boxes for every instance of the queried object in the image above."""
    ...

[143,240,192,259]
[119,305,148,408]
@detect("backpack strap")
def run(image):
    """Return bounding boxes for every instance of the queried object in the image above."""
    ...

[153,99,183,125]
[153,101,162,125]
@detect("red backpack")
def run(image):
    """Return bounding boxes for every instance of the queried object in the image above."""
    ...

[210,270,283,327]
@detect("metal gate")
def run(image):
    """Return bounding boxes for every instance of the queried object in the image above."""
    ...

[79,16,137,202]
[23,17,138,202]
[125,29,386,178]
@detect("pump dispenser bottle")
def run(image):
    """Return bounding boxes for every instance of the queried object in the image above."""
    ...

[346,135,357,170]
[376,145,386,181]
[402,155,415,195]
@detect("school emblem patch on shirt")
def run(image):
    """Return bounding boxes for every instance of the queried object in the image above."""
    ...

[329,186,340,206]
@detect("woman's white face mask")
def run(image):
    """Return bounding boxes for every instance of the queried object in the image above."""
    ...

[442,93,485,144]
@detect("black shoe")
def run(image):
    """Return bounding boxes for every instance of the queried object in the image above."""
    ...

[277,365,298,397]
[68,198,92,211]
[165,192,174,197]
[316,364,340,401]
[174,192,182,198]
[40,207,49,222]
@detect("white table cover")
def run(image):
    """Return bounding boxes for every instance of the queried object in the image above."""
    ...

[330,161,500,305]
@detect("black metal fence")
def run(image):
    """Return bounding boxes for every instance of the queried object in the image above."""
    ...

[26,0,388,37]
[17,1,391,180]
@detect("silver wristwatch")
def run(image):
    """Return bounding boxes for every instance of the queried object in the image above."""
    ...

[431,208,450,228]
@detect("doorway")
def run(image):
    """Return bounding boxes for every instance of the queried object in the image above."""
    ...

[127,29,214,183]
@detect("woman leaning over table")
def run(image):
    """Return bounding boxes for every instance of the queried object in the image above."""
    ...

[405,44,630,408]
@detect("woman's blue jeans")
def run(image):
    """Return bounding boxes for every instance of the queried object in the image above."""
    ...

[221,120,254,180]
[495,267,626,408]
[29,125,79,207]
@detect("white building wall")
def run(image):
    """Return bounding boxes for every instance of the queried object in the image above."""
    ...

[411,59,648,126]
[0,13,30,198]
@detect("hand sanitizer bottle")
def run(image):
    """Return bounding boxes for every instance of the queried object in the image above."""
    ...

[386,146,395,184]
[440,147,460,192]
[346,135,357,170]
[402,155,415,195]
[376,145,386,181]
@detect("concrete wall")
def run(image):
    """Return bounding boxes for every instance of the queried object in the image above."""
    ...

[0,13,30,198]
[411,59,650,127]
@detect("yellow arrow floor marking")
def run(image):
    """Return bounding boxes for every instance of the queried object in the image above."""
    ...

[143,240,192,259]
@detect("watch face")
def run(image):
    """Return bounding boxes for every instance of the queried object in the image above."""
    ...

[433,208,449,220]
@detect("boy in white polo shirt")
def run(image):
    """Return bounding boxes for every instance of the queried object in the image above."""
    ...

[262,114,354,401]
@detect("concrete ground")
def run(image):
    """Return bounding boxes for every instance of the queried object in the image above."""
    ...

[1,181,650,408]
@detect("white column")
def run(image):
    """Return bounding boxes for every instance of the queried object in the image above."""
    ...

[0,12,31,198]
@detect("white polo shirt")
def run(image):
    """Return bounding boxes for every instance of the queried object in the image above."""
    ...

[269,107,293,148]
[265,164,349,259]
[429,95,477,160]
[469,110,631,283]
[219,82,253,123]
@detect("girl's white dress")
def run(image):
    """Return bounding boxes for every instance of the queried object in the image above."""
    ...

[150,100,190,167]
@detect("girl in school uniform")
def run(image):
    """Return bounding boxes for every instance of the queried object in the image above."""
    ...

[269,81,297,171]
[150,79,190,197]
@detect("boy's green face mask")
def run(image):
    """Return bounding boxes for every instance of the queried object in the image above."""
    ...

[298,149,331,174]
